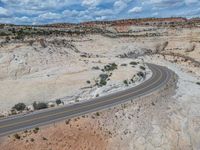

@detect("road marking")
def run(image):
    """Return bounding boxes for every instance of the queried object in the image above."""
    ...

[0,65,166,130]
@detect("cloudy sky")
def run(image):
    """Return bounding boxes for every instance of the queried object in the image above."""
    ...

[0,0,199,25]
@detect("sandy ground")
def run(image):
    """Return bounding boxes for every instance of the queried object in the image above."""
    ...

[0,117,108,150]
[0,37,149,112]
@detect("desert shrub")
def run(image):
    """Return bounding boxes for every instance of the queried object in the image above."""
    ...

[140,66,146,70]
[121,64,127,66]
[42,137,48,140]
[92,66,100,70]
[30,138,35,142]
[65,119,70,125]
[98,74,109,87]
[14,133,21,139]
[96,112,100,116]
[130,61,138,65]
[104,63,117,71]
[33,127,39,134]
[15,29,25,40]
[12,103,26,111]
[124,80,129,86]
[75,99,79,103]
[80,54,87,58]
[99,74,109,80]
[0,31,9,36]
[35,127,39,131]
[56,99,62,105]
[131,78,135,83]
[33,102,48,110]
[137,72,145,78]
[99,79,107,86]
[86,80,91,84]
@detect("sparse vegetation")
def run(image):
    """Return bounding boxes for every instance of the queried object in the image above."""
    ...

[140,66,146,70]
[137,72,145,78]
[124,80,129,86]
[96,112,100,116]
[99,74,109,80]
[121,63,127,66]
[30,138,35,142]
[12,103,26,111]
[13,133,21,140]
[130,61,138,65]
[33,127,39,134]
[92,66,100,70]
[86,80,91,84]
[104,63,117,72]
[99,79,107,86]
[42,137,48,140]
[65,119,70,125]
[97,74,109,87]
[56,99,62,105]
[33,102,48,110]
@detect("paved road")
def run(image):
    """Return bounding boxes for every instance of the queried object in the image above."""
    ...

[0,63,174,136]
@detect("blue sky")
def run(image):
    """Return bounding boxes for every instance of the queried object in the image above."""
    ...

[0,0,200,25]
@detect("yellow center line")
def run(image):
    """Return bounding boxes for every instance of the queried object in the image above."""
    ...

[0,65,164,129]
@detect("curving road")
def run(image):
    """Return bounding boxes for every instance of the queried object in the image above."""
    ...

[0,63,174,137]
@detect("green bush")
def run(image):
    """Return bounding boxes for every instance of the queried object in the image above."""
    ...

[99,79,107,86]
[96,112,100,116]
[121,64,127,66]
[92,66,100,70]
[124,80,129,86]
[30,138,35,142]
[137,72,145,78]
[130,61,138,65]
[12,103,26,111]
[14,133,21,139]
[86,80,91,84]
[56,99,62,105]
[33,127,39,134]
[99,74,109,80]
[140,66,146,70]
[33,102,48,110]
[104,63,117,71]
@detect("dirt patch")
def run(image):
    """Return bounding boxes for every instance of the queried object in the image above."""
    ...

[0,117,108,150]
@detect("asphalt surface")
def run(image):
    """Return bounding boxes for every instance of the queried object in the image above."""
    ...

[0,63,174,137]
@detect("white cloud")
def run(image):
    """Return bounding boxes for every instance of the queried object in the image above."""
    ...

[39,12,61,20]
[143,0,184,8]
[0,0,200,24]
[185,0,198,5]
[0,7,10,16]
[82,0,101,8]
[129,7,142,13]
[152,12,159,16]
[114,0,128,12]
[94,9,114,16]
